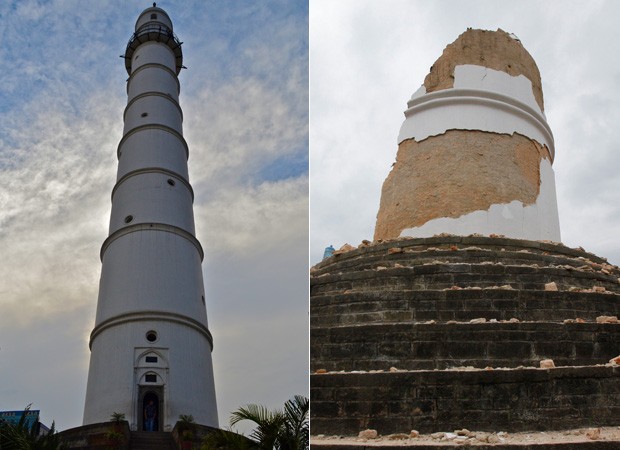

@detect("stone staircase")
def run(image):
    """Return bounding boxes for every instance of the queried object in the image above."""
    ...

[310,236,620,435]
[130,431,174,450]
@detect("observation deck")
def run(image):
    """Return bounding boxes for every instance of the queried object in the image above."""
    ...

[124,22,183,75]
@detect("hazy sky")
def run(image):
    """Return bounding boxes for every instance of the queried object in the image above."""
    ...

[310,0,620,267]
[0,0,308,433]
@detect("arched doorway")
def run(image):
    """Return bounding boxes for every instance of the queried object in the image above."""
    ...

[142,391,160,431]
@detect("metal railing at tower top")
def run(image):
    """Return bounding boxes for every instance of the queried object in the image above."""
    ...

[124,22,184,75]
[130,22,181,46]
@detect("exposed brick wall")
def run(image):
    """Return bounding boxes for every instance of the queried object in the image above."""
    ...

[423,29,544,111]
[374,132,549,241]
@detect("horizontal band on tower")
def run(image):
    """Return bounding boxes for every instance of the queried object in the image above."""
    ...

[118,124,189,160]
[100,222,204,262]
[401,88,555,160]
[124,24,183,75]
[89,310,213,350]
[111,167,194,202]
[123,91,183,122]
[127,62,180,96]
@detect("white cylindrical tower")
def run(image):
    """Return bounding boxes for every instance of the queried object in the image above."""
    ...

[375,29,561,243]
[83,4,218,431]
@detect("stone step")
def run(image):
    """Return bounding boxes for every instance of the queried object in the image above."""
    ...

[313,249,617,278]
[311,289,620,326]
[311,322,620,371]
[312,255,620,277]
[314,263,606,281]
[311,236,620,437]
[310,438,620,449]
[130,431,174,450]
[312,237,612,276]
[311,264,620,296]
[310,365,620,435]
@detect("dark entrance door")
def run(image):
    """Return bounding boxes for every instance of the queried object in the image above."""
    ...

[138,387,163,431]
[143,392,159,431]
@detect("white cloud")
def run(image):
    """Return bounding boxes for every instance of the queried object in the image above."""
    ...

[185,76,307,187]
[198,176,308,255]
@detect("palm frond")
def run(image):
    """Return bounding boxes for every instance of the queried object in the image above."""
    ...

[0,407,67,450]
[202,428,258,449]
[230,404,285,449]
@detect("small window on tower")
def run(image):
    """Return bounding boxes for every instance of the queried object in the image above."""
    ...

[151,14,157,20]
[124,215,134,224]
[145,374,157,383]
[167,179,175,186]
[146,356,158,363]
[141,112,148,117]
[146,331,158,342]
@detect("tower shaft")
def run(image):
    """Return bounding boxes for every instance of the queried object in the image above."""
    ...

[374,29,561,242]
[83,5,218,430]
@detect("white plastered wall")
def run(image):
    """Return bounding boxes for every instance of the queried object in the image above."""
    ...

[83,321,218,430]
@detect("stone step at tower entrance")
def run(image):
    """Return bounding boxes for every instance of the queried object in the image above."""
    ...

[130,431,174,450]
[310,28,620,440]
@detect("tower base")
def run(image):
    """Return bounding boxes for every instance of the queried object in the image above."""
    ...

[311,236,620,436]
[58,421,253,449]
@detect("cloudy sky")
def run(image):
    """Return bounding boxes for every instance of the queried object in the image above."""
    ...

[0,0,308,433]
[310,0,620,267]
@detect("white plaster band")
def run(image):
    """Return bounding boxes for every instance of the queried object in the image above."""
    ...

[89,310,213,350]
[111,167,193,202]
[117,124,188,159]
[100,223,204,262]
[398,88,555,160]
[123,91,183,122]
[126,63,180,96]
